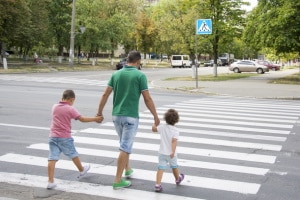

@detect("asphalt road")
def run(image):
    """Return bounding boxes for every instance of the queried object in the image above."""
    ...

[0,68,300,200]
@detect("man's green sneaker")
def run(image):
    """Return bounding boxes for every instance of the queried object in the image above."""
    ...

[113,179,131,189]
[125,169,133,177]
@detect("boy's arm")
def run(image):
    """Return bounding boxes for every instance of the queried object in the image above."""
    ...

[78,115,103,123]
[170,138,177,158]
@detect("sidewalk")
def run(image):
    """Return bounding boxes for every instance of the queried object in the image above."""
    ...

[151,68,300,99]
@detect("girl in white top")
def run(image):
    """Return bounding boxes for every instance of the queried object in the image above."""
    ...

[152,109,184,192]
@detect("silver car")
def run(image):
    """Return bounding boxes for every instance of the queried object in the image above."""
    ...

[229,60,269,74]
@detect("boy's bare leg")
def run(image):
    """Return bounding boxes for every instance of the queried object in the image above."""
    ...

[72,156,84,172]
[48,160,57,183]
[114,150,129,183]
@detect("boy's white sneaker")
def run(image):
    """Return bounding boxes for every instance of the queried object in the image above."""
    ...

[46,182,57,189]
[78,164,90,178]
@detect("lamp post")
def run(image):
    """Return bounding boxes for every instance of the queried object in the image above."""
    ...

[69,0,86,67]
[69,0,76,67]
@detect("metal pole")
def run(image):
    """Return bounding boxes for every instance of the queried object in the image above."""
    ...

[195,35,198,88]
[69,0,76,67]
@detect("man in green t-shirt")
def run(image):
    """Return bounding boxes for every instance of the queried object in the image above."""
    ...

[97,51,160,189]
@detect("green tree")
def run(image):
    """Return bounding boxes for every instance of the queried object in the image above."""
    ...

[201,0,247,73]
[243,0,300,56]
[47,0,72,56]
[16,0,51,59]
[151,0,198,61]
[0,0,30,65]
[134,11,158,58]
[77,0,142,58]
[151,0,248,70]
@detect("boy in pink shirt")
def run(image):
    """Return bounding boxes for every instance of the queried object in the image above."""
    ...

[47,89,102,189]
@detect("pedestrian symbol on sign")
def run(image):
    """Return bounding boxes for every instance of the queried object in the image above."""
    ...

[199,21,210,32]
[196,19,212,35]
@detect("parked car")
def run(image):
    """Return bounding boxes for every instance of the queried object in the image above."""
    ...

[229,60,269,74]
[162,55,168,59]
[256,60,280,71]
[116,58,126,70]
[203,60,213,67]
[171,55,191,68]
[203,59,222,67]
[115,58,142,70]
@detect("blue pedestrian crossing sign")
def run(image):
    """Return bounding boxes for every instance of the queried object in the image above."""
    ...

[196,19,212,35]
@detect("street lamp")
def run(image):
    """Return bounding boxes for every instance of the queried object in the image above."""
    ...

[69,0,76,67]
[69,0,85,67]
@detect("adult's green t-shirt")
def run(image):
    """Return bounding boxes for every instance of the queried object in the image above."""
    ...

[108,66,148,118]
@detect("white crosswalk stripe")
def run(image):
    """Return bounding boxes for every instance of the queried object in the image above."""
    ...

[0,97,299,199]
[0,75,108,86]
[0,74,154,88]
[0,172,201,200]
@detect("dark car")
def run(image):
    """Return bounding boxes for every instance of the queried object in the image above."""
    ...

[256,60,280,71]
[116,58,126,70]
[203,59,222,67]
[115,58,142,70]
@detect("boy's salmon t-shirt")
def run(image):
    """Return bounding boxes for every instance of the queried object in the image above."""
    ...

[50,102,80,138]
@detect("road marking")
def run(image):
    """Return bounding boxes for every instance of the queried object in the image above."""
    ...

[0,172,202,200]
[188,98,300,109]
[0,123,50,130]
[154,110,296,124]
[139,118,290,135]
[28,143,270,175]
[81,127,282,151]
[145,112,294,129]
[68,136,276,163]
[166,103,300,117]
[1,97,299,198]
[0,75,108,86]
[99,124,288,142]
[0,154,261,194]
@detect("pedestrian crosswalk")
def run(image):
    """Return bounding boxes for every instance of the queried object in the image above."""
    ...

[0,74,154,88]
[0,97,299,199]
[0,75,108,86]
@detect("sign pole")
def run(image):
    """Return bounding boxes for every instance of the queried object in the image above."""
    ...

[196,19,212,88]
[195,34,198,88]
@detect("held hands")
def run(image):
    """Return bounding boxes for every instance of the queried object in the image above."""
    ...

[152,124,158,132]
[95,115,103,123]
[154,117,160,126]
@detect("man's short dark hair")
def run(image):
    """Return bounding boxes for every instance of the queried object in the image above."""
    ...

[127,51,141,63]
[62,89,75,100]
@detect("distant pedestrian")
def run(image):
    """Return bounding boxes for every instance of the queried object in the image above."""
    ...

[152,108,184,192]
[47,89,103,189]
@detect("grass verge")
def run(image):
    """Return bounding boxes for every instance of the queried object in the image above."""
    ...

[165,73,258,81]
[269,73,300,85]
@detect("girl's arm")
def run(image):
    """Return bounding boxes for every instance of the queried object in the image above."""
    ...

[170,138,177,158]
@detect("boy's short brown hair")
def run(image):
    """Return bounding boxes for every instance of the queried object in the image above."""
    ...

[62,89,75,100]
[164,109,179,125]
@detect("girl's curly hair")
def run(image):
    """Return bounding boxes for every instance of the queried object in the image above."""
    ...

[164,109,179,125]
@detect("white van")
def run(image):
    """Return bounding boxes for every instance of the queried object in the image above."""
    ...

[171,55,191,68]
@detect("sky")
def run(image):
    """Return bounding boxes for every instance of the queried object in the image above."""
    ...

[242,0,258,11]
